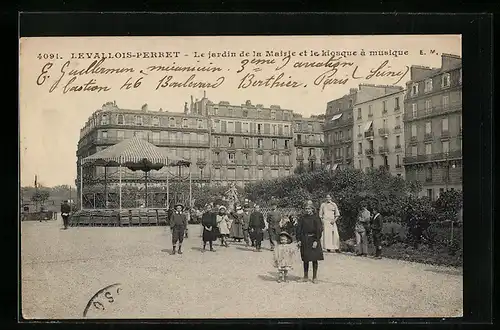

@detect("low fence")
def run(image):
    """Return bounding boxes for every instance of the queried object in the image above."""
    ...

[21,211,56,221]
[69,208,170,227]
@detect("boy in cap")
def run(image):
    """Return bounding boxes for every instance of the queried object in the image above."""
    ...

[170,203,188,255]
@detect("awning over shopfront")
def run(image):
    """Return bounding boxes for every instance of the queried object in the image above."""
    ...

[364,121,373,132]
[330,113,343,121]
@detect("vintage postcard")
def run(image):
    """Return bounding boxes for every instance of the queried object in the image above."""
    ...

[20,35,463,319]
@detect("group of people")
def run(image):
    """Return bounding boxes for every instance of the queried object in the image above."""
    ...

[166,195,371,284]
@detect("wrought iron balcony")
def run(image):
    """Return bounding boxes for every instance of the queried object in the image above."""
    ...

[294,139,324,147]
[378,146,389,154]
[394,106,401,112]
[378,128,389,137]
[441,130,450,140]
[395,144,402,151]
[404,150,462,164]
[403,102,462,121]
[424,133,433,141]
[364,130,374,139]
[394,125,402,134]
[409,136,418,144]
[365,148,374,156]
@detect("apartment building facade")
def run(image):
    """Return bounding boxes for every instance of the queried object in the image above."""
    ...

[202,99,295,187]
[353,88,405,177]
[76,101,211,190]
[324,84,404,170]
[403,54,462,200]
[293,114,325,171]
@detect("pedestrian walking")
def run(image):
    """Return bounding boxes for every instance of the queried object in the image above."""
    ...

[216,206,231,247]
[242,204,252,246]
[273,231,297,283]
[296,200,324,284]
[60,200,71,230]
[319,194,341,253]
[267,203,282,251]
[170,203,188,255]
[184,207,191,238]
[249,205,265,252]
[355,204,370,256]
[201,204,217,252]
[370,207,383,259]
[229,205,245,242]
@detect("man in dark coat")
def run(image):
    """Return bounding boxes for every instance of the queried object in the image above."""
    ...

[370,207,383,259]
[170,203,188,255]
[241,204,252,247]
[296,200,324,283]
[249,204,265,252]
[267,203,282,251]
[201,204,217,252]
[60,200,71,229]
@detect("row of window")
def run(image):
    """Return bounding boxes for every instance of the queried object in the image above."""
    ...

[357,155,402,170]
[213,152,292,165]
[100,114,207,129]
[357,137,402,154]
[409,95,459,117]
[211,168,291,180]
[407,139,462,156]
[410,69,462,97]
[212,120,293,136]
[356,97,401,119]
[409,115,462,137]
[210,107,291,121]
[99,130,209,143]
[212,136,292,149]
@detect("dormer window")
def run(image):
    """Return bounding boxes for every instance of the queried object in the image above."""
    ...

[182,118,189,128]
[271,111,276,120]
[411,83,419,96]
[117,114,124,125]
[441,73,451,88]
[424,79,433,93]
[152,116,159,126]
[169,117,175,127]
[100,114,109,125]
[135,115,143,126]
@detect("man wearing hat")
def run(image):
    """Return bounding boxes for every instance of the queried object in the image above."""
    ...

[170,203,188,255]
[60,200,71,230]
[241,204,252,247]
[267,202,282,251]
[296,200,324,283]
[249,204,265,252]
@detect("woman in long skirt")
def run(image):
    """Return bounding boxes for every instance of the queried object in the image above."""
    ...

[230,205,245,242]
[296,200,324,284]
[201,204,217,252]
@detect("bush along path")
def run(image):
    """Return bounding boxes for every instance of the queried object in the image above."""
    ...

[244,167,463,268]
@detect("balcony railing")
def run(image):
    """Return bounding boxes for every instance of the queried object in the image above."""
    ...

[378,146,389,154]
[365,148,374,156]
[395,164,402,169]
[368,113,373,118]
[441,130,450,139]
[394,125,401,133]
[357,133,362,138]
[409,136,418,144]
[93,137,210,147]
[364,130,374,139]
[378,128,389,137]
[424,133,433,141]
[294,139,324,147]
[404,150,462,164]
[394,106,401,112]
[395,144,402,151]
[357,150,363,155]
[403,102,462,121]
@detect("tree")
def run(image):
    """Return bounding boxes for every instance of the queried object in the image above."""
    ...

[433,190,463,222]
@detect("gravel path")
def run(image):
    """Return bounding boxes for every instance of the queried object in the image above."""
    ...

[21,220,463,319]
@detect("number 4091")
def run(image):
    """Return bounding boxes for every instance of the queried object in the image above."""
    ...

[37,53,61,60]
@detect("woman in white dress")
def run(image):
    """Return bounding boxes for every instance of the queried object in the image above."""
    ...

[319,194,341,252]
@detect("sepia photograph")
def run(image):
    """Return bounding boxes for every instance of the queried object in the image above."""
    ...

[20,34,463,319]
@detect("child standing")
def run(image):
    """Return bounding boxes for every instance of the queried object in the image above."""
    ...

[273,232,297,283]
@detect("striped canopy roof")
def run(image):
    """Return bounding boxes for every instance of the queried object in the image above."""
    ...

[82,136,190,168]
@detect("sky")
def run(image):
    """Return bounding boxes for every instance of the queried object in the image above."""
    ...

[19,35,461,187]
